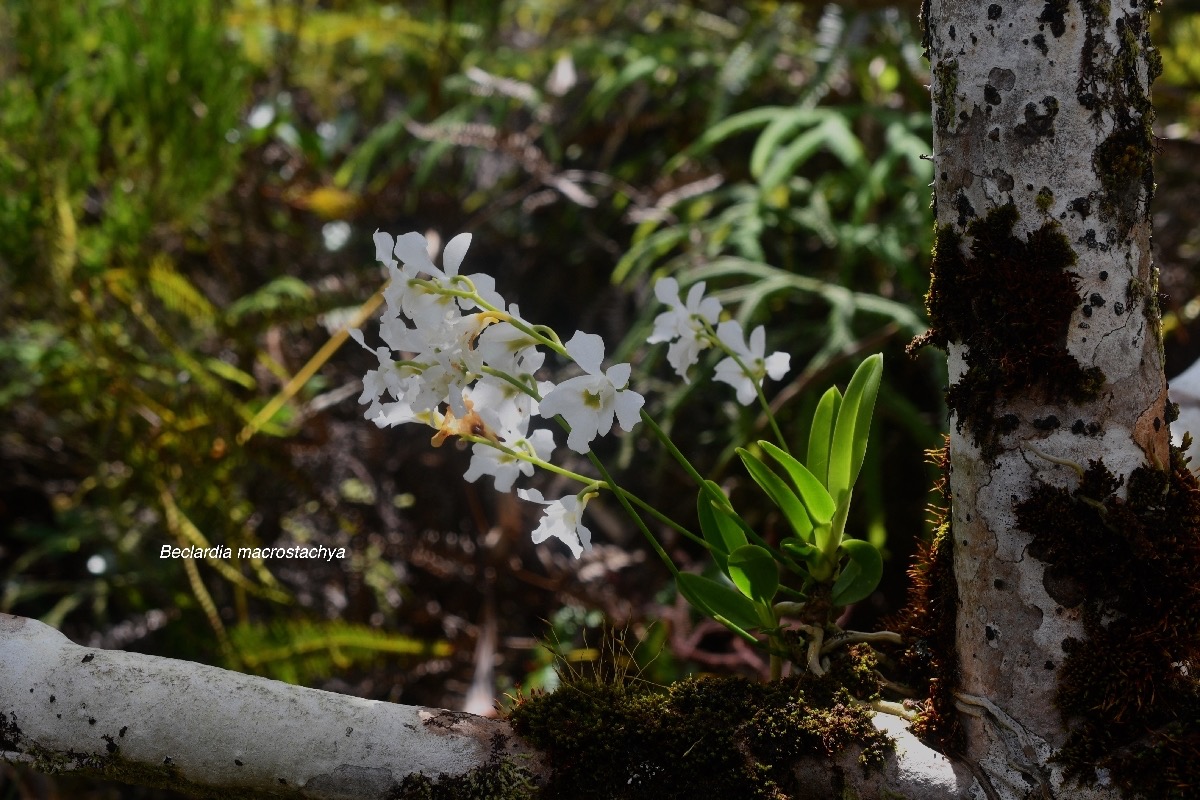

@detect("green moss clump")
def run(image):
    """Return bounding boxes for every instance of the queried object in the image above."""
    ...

[910,204,1101,459]
[388,742,542,800]
[1094,127,1153,229]
[1078,0,1158,234]
[1014,449,1200,798]
[507,652,892,800]
[1035,187,1054,213]
[933,59,959,132]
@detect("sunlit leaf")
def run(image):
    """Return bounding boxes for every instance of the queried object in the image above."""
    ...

[830,538,884,608]
[697,482,747,572]
[759,441,836,525]
[737,448,815,543]
[726,544,779,603]
[827,354,883,504]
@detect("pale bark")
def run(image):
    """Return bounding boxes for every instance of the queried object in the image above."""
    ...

[0,613,547,798]
[0,612,980,798]
[927,0,1166,797]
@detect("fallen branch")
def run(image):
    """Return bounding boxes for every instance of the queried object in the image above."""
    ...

[0,614,546,798]
[1,613,977,798]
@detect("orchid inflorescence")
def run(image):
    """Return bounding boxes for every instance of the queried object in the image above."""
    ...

[353,229,886,677]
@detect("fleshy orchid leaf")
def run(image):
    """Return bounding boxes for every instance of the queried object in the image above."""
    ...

[696,482,748,572]
[677,573,761,643]
[760,441,836,525]
[780,536,820,563]
[830,538,884,608]
[827,354,883,504]
[726,544,779,603]
[807,386,841,487]
[737,448,815,543]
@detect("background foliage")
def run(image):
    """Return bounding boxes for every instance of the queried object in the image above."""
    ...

[3,1,1200,795]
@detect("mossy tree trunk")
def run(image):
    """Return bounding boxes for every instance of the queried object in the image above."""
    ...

[922,0,1180,797]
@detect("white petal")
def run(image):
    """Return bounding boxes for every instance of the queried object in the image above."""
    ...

[564,331,605,375]
[462,450,489,484]
[373,230,396,265]
[653,276,680,306]
[528,428,555,460]
[666,337,701,381]
[565,418,599,454]
[465,272,506,310]
[716,320,746,355]
[442,232,472,275]
[614,390,645,432]
[697,296,722,323]
[536,377,583,421]
[575,521,593,553]
[517,488,546,504]
[765,352,791,381]
[394,232,438,274]
[647,310,679,344]
[684,282,707,311]
[714,358,755,406]
[605,362,632,388]
[747,325,766,358]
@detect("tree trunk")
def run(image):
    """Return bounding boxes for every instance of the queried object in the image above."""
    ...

[923,0,1176,797]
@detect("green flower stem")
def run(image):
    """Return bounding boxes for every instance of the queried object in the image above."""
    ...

[618,486,708,550]
[637,409,709,488]
[462,434,709,553]
[480,365,543,401]
[638,410,789,561]
[409,277,568,357]
[460,435,595,486]
[586,451,680,579]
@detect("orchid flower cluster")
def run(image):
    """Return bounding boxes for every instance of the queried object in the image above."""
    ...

[353,230,785,557]
[353,229,887,678]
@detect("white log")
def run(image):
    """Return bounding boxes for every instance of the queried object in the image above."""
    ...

[0,612,987,798]
[0,613,547,798]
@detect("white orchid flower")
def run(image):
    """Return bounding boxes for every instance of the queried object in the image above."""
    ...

[538,331,644,454]
[516,488,594,558]
[713,320,791,405]
[647,277,722,382]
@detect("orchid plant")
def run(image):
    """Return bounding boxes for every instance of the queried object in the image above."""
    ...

[352,229,894,680]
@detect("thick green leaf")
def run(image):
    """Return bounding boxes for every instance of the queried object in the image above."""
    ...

[780,536,820,563]
[759,441,836,525]
[737,448,815,543]
[827,354,883,503]
[697,482,747,572]
[830,538,884,608]
[677,573,761,643]
[726,544,779,603]
[807,386,841,487]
